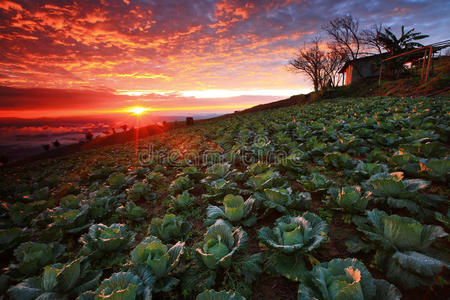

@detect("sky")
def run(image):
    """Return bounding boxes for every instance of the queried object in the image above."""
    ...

[0,0,449,118]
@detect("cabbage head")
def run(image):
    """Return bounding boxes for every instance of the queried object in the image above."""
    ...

[202,179,240,201]
[8,257,102,300]
[299,173,334,192]
[80,223,136,253]
[183,220,262,295]
[170,190,195,211]
[116,201,146,221]
[246,169,284,191]
[349,209,448,289]
[148,214,192,242]
[127,182,154,202]
[197,219,245,270]
[205,163,232,180]
[206,194,256,226]
[13,241,65,275]
[327,186,369,213]
[258,213,328,280]
[169,176,194,195]
[131,236,184,293]
[298,258,401,300]
[253,187,311,213]
[95,272,140,300]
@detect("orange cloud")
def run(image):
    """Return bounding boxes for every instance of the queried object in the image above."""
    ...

[0,0,445,118]
[0,0,22,11]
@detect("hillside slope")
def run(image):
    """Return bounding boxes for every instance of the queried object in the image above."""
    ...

[237,55,450,114]
[1,96,448,299]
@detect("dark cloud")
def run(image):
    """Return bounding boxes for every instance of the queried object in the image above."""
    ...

[0,85,281,115]
[0,86,128,109]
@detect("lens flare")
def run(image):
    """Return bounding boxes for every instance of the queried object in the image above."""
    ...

[127,106,150,115]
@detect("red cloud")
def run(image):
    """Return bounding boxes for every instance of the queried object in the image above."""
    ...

[0,0,446,118]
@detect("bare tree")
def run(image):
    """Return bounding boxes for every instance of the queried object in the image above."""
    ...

[323,15,361,59]
[361,24,384,54]
[288,37,347,91]
[323,44,348,87]
[288,38,327,93]
[323,15,366,79]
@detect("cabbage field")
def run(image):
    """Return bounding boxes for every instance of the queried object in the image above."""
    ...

[1,96,449,299]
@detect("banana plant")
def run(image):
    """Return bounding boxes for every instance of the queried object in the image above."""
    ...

[148,214,192,242]
[347,209,448,289]
[7,257,102,300]
[130,236,184,294]
[206,194,256,226]
[182,220,262,297]
[258,213,328,280]
[298,258,401,300]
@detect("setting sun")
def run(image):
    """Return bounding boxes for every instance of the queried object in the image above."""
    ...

[127,106,150,115]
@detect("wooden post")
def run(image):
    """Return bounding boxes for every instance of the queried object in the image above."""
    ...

[378,64,382,86]
[425,46,433,82]
[421,50,427,81]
